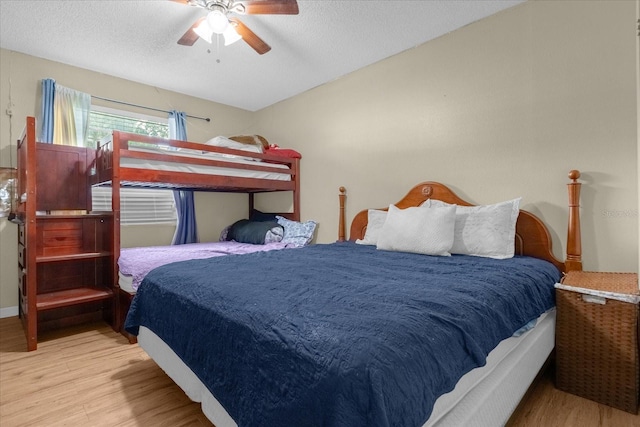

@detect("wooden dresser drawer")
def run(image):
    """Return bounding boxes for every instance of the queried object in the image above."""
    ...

[18,224,25,245]
[37,219,84,257]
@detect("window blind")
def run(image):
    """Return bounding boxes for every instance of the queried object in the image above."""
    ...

[92,187,177,225]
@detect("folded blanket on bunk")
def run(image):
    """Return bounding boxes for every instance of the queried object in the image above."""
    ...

[125,242,559,427]
[118,241,289,291]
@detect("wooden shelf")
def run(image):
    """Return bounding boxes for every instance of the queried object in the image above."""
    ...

[36,251,111,263]
[36,287,114,311]
[17,118,117,350]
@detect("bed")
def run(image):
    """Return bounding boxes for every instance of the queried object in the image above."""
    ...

[93,131,303,336]
[124,174,583,426]
[94,132,300,197]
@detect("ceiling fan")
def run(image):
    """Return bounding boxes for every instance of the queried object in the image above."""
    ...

[172,0,299,55]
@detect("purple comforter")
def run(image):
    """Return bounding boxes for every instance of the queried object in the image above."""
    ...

[118,241,290,291]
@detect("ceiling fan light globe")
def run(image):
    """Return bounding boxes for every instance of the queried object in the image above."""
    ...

[193,19,214,43]
[223,24,242,46]
[207,10,229,34]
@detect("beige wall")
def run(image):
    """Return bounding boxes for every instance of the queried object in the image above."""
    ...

[637,0,640,272]
[252,0,638,272]
[1,0,638,311]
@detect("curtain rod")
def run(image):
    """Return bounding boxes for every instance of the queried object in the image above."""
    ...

[91,95,211,122]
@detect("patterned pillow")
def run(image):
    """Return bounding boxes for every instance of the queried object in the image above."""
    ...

[219,225,231,241]
[264,227,285,244]
[276,216,317,247]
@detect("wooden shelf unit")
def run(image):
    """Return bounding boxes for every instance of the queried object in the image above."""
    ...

[16,117,116,351]
[36,287,113,311]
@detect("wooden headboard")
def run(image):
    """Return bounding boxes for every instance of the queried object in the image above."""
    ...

[338,171,583,274]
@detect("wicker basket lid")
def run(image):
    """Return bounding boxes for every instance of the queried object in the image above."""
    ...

[561,271,639,295]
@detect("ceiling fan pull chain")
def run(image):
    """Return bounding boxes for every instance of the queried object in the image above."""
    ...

[216,34,221,63]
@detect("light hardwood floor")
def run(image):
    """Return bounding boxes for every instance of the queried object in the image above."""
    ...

[1,317,638,427]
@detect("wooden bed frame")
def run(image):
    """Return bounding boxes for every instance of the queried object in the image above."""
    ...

[337,172,583,274]
[92,130,302,338]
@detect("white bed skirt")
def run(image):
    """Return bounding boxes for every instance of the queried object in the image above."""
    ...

[119,272,135,293]
[138,309,555,427]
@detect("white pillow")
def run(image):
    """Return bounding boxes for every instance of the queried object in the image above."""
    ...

[204,136,263,161]
[355,209,388,246]
[428,198,521,259]
[376,204,456,256]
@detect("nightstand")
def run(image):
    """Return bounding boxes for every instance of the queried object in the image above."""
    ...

[555,271,639,414]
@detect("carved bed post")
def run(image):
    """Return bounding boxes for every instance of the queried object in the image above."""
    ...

[338,187,346,242]
[565,170,583,272]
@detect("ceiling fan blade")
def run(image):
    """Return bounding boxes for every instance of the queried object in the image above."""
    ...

[177,17,205,46]
[229,18,271,55]
[240,0,299,15]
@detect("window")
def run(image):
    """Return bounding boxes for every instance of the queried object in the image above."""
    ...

[89,106,177,225]
[86,106,170,149]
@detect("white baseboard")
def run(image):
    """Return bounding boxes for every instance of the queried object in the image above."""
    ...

[0,306,19,318]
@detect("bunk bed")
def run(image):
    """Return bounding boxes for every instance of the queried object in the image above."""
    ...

[92,129,303,338]
[16,116,302,350]
[124,173,583,426]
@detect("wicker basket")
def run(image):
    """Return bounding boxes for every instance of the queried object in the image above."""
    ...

[555,271,639,414]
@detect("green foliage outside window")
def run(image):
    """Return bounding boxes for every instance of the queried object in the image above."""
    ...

[86,110,169,149]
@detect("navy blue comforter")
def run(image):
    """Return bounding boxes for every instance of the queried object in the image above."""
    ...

[125,242,559,427]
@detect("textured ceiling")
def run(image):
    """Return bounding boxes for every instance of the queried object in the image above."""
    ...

[0,0,524,111]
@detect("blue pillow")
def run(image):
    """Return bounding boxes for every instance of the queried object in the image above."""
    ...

[276,216,317,247]
[250,209,279,222]
[227,220,284,245]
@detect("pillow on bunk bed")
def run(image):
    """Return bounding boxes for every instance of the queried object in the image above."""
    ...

[276,216,317,247]
[229,135,269,150]
[204,136,263,161]
[425,198,521,259]
[226,220,284,245]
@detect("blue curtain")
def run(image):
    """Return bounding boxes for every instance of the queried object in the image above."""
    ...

[172,190,198,245]
[169,110,187,140]
[39,79,55,143]
[169,110,198,245]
